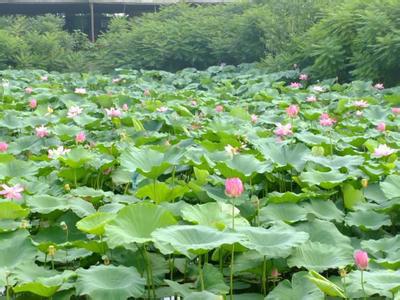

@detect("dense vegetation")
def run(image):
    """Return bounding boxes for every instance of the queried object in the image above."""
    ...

[0,65,400,299]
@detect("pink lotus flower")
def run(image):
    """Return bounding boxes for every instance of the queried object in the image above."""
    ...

[29,99,37,109]
[289,82,302,89]
[306,95,317,102]
[0,184,24,200]
[354,100,369,108]
[225,178,244,198]
[319,113,336,127]
[225,144,239,157]
[376,122,386,132]
[354,250,368,270]
[75,132,86,143]
[48,146,71,159]
[0,142,8,152]
[191,100,197,106]
[286,105,299,118]
[373,144,396,157]
[274,123,293,137]
[25,87,33,94]
[355,110,363,117]
[122,104,129,111]
[74,88,86,94]
[251,114,258,123]
[105,107,122,118]
[67,106,83,118]
[157,106,169,113]
[299,74,308,81]
[392,107,400,115]
[40,76,48,81]
[36,125,49,138]
[374,83,384,90]
[143,89,151,97]
[215,105,224,113]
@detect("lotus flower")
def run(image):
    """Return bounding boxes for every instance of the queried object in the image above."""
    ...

[289,82,302,89]
[286,104,299,118]
[319,113,336,127]
[354,250,368,270]
[225,144,239,157]
[112,78,121,84]
[0,184,24,200]
[374,83,384,90]
[157,106,168,113]
[191,100,197,106]
[373,144,395,157]
[143,89,151,97]
[36,125,49,138]
[354,100,369,108]
[48,146,71,159]
[306,95,317,102]
[105,107,122,117]
[225,178,244,198]
[75,132,86,143]
[312,85,325,93]
[25,87,33,94]
[392,107,400,115]
[376,122,386,132]
[0,142,8,152]
[67,106,83,118]
[215,105,224,113]
[251,114,258,123]
[299,74,308,81]
[74,88,86,94]
[122,104,129,111]
[40,75,48,81]
[274,123,293,137]
[29,99,37,109]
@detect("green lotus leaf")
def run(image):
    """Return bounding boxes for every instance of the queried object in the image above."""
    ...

[152,225,244,256]
[197,263,229,294]
[0,202,29,219]
[307,270,345,298]
[0,159,39,179]
[302,200,344,222]
[342,183,365,209]
[181,202,249,229]
[186,291,222,300]
[237,225,309,258]
[380,175,400,199]
[136,181,189,203]
[361,235,400,269]
[60,147,94,168]
[0,230,37,268]
[299,170,348,189]
[260,203,308,223]
[104,202,177,247]
[216,154,272,178]
[304,155,364,171]
[76,265,145,300]
[76,212,115,236]
[345,210,391,230]
[266,271,324,300]
[267,191,315,203]
[288,241,353,272]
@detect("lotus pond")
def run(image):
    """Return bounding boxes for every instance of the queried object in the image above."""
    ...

[0,65,400,299]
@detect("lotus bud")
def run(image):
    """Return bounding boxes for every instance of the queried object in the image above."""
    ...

[48,245,56,256]
[225,178,244,198]
[271,267,280,279]
[354,250,368,270]
[60,221,68,231]
[361,179,368,188]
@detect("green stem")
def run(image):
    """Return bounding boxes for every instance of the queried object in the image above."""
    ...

[51,256,55,270]
[361,270,366,300]
[342,275,347,299]
[143,245,156,299]
[6,274,10,300]
[230,244,235,300]
[329,129,333,157]
[140,248,151,299]
[232,197,235,230]
[198,255,205,291]
[261,256,267,296]
[219,248,223,272]
[74,169,78,188]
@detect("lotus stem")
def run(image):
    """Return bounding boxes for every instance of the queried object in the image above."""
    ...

[329,129,333,157]
[261,255,267,296]
[230,244,235,300]
[6,273,10,300]
[74,168,78,188]
[198,255,205,291]
[143,245,156,299]
[361,270,366,300]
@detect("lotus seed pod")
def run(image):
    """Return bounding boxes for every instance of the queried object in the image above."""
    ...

[48,245,56,256]
[64,184,70,191]
[60,221,68,231]
[311,146,325,156]
[361,178,369,188]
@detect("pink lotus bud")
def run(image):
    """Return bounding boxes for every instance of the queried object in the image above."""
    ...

[75,132,86,143]
[25,87,33,94]
[271,268,280,278]
[122,104,129,111]
[299,74,308,81]
[144,89,151,97]
[0,142,8,152]
[191,100,197,106]
[29,99,37,109]
[251,114,258,123]
[392,107,400,115]
[225,178,244,198]
[376,122,386,132]
[354,250,368,270]
[286,105,299,118]
[215,105,224,113]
